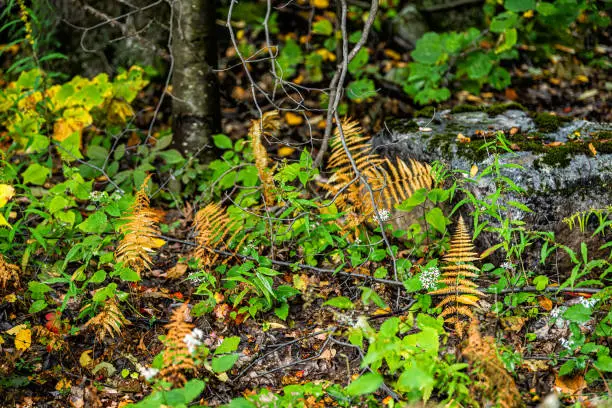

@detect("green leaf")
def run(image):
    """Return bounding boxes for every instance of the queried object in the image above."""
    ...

[77,211,108,234]
[346,79,376,102]
[532,275,548,291]
[29,299,47,313]
[464,52,493,80]
[397,188,427,211]
[274,302,289,321]
[323,296,354,309]
[490,66,512,90]
[490,12,518,33]
[215,336,240,354]
[505,0,535,12]
[312,19,333,36]
[22,163,50,185]
[211,354,239,373]
[563,304,592,323]
[496,28,517,54]
[411,32,443,64]
[87,145,109,161]
[559,359,576,376]
[348,48,369,76]
[425,207,447,234]
[536,2,557,16]
[345,373,383,396]
[213,134,233,150]
[594,355,612,372]
[119,268,141,282]
[276,39,303,79]
[507,200,532,213]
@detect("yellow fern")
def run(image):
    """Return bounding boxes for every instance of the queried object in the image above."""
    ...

[116,176,165,276]
[192,203,245,268]
[160,303,196,387]
[323,119,433,228]
[0,254,19,290]
[463,320,522,408]
[429,216,484,337]
[250,110,280,206]
[83,297,130,341]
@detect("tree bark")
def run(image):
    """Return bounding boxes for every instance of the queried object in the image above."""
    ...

[171,0,220,161]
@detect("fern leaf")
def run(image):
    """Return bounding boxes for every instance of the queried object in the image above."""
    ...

[116,176,165,276]
[429,216,483,337]
[250,110,280,206]
[160,303,196,387]
[0,254,19,290]
[83,298,130,341]
[192,203,243,267]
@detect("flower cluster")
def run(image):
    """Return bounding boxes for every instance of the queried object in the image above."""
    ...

[578,297,598,309]
[501,261,515,270]
[183,328,205,354]
[559,337,575,351]
[420,266,440,291]
[139,366,159,380]
[550,306,568,328]
[374,209,391,223]
[187,272,205,286]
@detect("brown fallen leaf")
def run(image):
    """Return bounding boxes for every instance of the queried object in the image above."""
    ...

[501,316,527,332]
[522,359,549,372]
[538,296,553,311]
[166,263,188,279]
[555,373,586,396]
[588,143,597,156]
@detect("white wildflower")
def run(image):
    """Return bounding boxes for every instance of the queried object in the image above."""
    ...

[374,209,391,223]
[139,366,159,380]
[354,238,362,245]
[184,328,205,354]
[420,266,440,291]
[559,338,574,351]
[89,191,104,202]
[578,297,598,309]
[551,306,568,328]
[501,261,514,270]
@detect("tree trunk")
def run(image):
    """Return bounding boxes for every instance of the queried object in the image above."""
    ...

[171,0,220,161]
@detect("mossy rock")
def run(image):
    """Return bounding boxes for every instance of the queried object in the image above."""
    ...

[532,112,572,133]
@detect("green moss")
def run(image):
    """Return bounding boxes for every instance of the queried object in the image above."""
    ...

[450,104,482,114]
[385,118,420,133]
[414,106,436,118]
[426,132,454,157]
[457,140,489,162]
[593,131,612,140]
[485,102,526,116]
[450,102,527,116]
[532,112,571,132]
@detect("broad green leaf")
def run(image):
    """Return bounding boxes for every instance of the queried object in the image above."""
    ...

[346,79,376,102]
[323,296,354,309]
[505,0,535,12]
[77,211,108,234]
[425,207,447,234]
[211,354,239,373]
[312,19,333,36]
[22,163,50,185]
[563,304,592,323]
[411,32,443,64]
[345,373,383,396]
[213,134,233,150]
[215,336,241,354]
[490,12,518,33]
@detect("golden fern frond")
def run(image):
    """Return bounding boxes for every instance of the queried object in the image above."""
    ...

[250,110,280,206]
[322,119,433,227]
[192,203,243,267]
[463,320,522,408]
[436,295,480,308]
[0,254,20,290]
[160,303,196,387]
[430,216,482,337]
[116,176,165,276]
[83,298,130,341]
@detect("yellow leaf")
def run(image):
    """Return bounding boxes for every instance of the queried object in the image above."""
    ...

[107,99,134,124]
[285,112,304,126]
[55,378,71,391]
[314,48,336,62]
[0,184,14,207]
[311,0,329,8]
[6,323,26,335]
[523,9,534,18]
[469,164,478,177]
[80,350,93,368]
[278,146,295,157]
[14,327,32,351]
[588,142,597,156]
[0,335,4,345]
[166,262,188,279]
[0,213,11,229]
[4,293,17,303]
[576,75,588,83]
